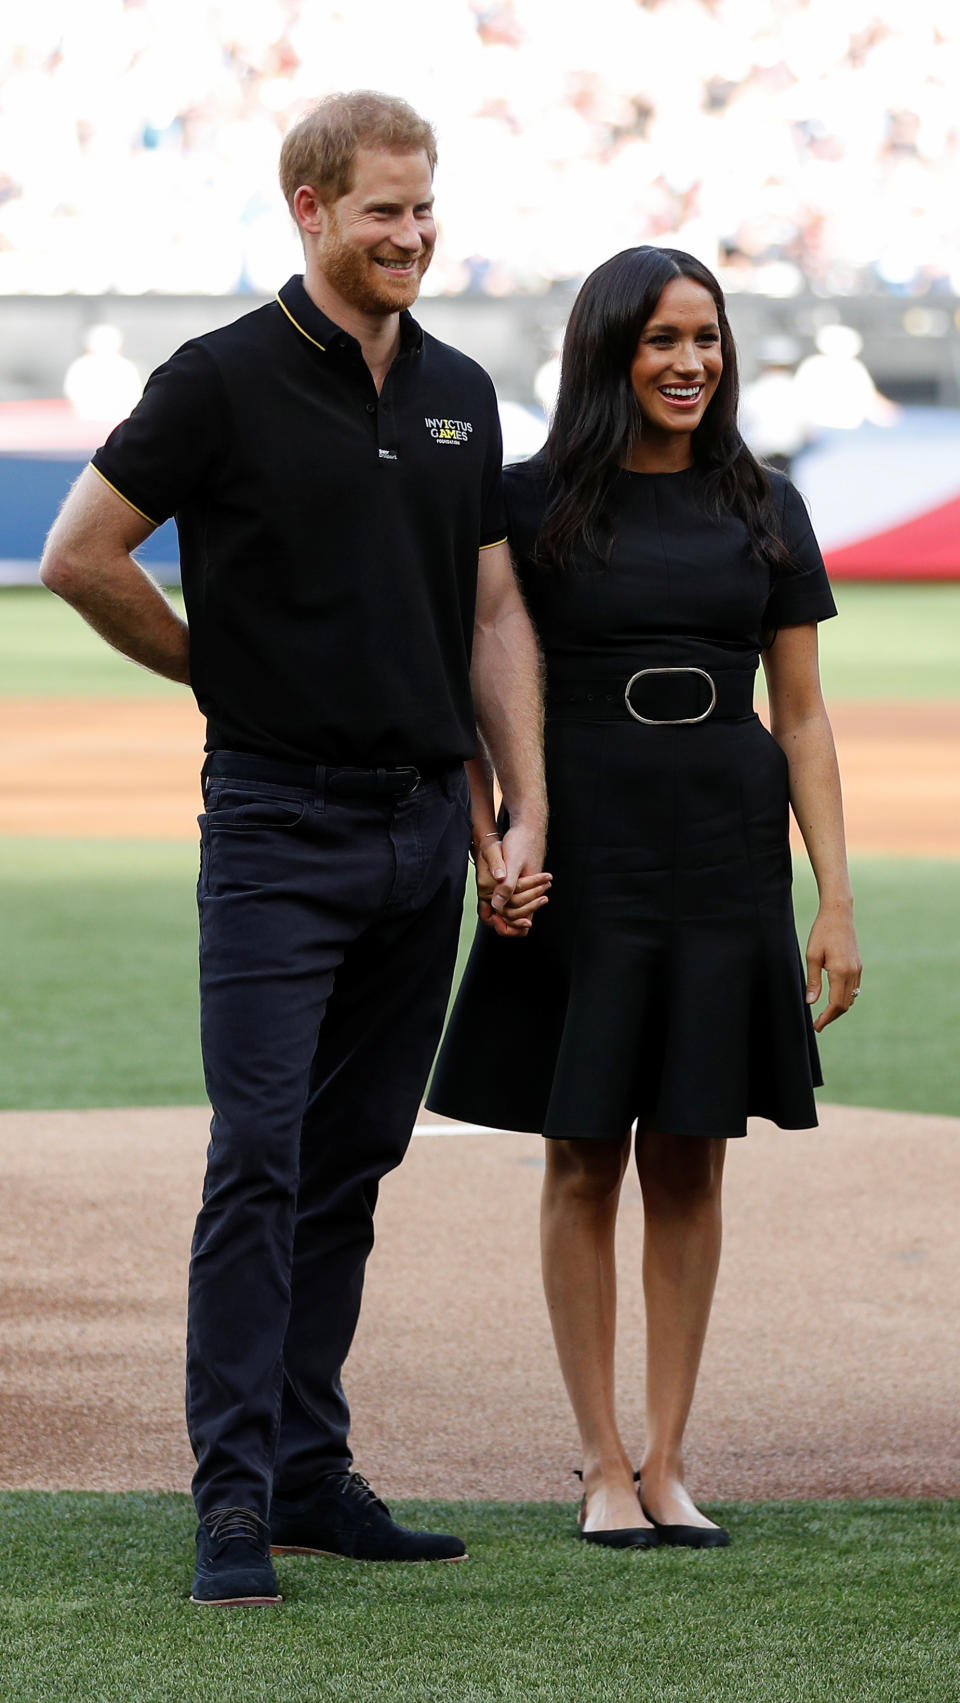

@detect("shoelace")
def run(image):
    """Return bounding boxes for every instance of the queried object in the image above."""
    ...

[337,1472,390,1515]
[203,1506,267,1545]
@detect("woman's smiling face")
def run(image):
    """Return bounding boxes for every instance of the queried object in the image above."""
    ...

[629,276,723,452]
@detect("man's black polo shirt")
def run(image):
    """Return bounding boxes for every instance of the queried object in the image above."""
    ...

[91,276,506,766]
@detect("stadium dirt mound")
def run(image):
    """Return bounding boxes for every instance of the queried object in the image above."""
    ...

[1,697,959,855]
[1,1101,957,1502]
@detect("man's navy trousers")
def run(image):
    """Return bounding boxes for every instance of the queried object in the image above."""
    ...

[186,752,471,1521]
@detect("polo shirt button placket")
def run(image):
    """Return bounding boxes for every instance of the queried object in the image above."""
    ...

[376,394,397,463]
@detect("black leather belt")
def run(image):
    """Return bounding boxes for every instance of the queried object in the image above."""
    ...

[203,750,446,798]
[546,666,756,725]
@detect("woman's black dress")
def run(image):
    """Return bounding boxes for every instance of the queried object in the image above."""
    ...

[428,461,837,1141]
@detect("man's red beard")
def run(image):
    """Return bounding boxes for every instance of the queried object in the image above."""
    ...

[319,229,433,315]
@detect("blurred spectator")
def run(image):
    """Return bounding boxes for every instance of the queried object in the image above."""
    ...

[1,0,959,299]
[499,398,547,462]
[532,332,563,419]
[738,335,810,474]
[63,322,142,421]
[792,323,900,430]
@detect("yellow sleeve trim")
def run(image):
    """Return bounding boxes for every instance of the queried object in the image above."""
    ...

[479,536,508,550]
[90,463,159,528]
[276,293,326,352]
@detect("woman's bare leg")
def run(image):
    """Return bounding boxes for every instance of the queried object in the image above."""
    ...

[540,1134,650,1531]
[635,1128,726,1528]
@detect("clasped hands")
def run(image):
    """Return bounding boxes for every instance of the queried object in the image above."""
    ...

[473,826,552,939]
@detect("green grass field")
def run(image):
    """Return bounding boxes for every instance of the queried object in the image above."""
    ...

[1,1493,957,1703]
[3,581,960,699]
[0,586,186,697]
[1,839,956,1116]
[1,587,957,1701]
[2,577,959,1115]
[808,582,960,701]
[0,839,205,1108]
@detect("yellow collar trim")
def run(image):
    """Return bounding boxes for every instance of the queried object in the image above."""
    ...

[276,293,326,352]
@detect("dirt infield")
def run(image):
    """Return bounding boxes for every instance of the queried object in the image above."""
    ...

[1,695,959,855]
[1,1101,957,1502]
[2,697,957,1507]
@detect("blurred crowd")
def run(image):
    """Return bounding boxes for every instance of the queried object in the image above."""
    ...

[2,0,958,299]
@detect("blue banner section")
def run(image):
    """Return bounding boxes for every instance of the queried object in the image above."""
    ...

[0,453,179,579]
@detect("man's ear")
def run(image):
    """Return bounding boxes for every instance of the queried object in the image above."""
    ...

[292,184,328,237]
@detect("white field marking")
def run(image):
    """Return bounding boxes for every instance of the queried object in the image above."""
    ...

[413,1120,507,1137]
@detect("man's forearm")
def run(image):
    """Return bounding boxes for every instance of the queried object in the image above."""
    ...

[40,471,191,685]
[471,601,547,840]
[43,552,191,685]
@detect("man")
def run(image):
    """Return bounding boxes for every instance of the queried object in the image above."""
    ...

[40,90,545,1607]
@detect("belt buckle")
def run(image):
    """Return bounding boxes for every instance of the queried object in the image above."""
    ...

[624,666,717,726]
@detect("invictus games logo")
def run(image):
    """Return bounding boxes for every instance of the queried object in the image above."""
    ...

[425,416,474,446]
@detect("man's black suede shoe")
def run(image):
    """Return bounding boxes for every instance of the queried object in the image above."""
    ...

[270,1472,467,1562]
[190,1507,282,1605]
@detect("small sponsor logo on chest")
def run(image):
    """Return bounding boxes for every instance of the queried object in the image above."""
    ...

[425,416,474,446]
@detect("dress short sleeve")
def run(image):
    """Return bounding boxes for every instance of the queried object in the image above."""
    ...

[503,457,550,584]
[90,342,225,528]
[764,476,837,628]
[478,385,507,547]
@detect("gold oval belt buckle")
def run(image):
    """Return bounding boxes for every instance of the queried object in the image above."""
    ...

[624,666,718,726]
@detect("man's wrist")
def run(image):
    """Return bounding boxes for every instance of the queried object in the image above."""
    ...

[502,811,547,841]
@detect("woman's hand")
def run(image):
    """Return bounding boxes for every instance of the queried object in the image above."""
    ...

[474,835,551,938]
[805,903,862,1031]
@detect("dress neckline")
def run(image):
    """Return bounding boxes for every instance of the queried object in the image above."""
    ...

[617,463,695,480]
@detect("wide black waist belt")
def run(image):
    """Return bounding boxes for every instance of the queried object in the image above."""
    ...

[545,665,756,725]
[203,750,452,798]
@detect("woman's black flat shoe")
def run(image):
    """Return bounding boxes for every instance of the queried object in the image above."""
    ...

[578,1521,660,1550]
[573,1473,659,1548]
[641,1510,730,1548]
[634,1473,730,1547]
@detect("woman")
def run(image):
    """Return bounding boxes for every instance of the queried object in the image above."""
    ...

[429,247,861,1548]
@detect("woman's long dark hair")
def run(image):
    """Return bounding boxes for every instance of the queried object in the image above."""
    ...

[535,245,790,578]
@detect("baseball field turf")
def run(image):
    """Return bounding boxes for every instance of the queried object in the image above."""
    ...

[2,582,958,1116]
[2,1492,958,1703]
[1,582,958,1702]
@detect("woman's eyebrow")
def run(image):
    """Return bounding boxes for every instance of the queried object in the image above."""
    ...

[644,320,720,333]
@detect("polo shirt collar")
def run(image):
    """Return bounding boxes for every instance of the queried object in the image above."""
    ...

[277,275,423,358]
